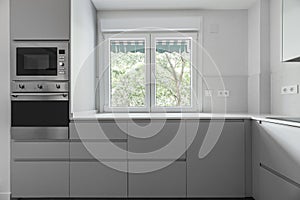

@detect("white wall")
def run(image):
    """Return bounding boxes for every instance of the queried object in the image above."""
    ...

[98,10,248,113]
[71,0,97,113]
[270,0,300,115]
[0,0,10,199]
[247,0,270,114]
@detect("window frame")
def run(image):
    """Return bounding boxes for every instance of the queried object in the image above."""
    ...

[101,31,201,113]
[103,33,151,112]
[150,32,199,112]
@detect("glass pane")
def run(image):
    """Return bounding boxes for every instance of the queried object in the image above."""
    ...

[17,48,57,76]
[110,39,146,107]
[155,39,192,107]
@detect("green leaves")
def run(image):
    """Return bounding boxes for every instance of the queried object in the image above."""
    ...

[109,48,192,108]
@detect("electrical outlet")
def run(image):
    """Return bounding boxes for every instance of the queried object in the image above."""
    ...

[281,85,299,95]
[217,90,230,97]
[205,90,213,97]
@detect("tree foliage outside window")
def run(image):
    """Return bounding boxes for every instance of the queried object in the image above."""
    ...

[110,51,146,107]
[155,51,191,107]
[108,37,193,110]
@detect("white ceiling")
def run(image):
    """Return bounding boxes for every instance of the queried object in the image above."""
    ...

[91,0,257,11]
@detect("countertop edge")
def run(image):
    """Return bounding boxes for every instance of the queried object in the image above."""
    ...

[70,112,300,127]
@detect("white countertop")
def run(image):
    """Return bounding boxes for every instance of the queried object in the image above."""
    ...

[71,111,300,128]
[71,112,251,120]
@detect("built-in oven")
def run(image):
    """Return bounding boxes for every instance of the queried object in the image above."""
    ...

[11,81,69,140]
[11,41,69,81]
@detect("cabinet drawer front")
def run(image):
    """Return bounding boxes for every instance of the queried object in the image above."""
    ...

[259,165,300,200]
[12,142,69,160]
[128,120,186,160]
[260,122,300,185]
[70,161,127,197]
[12,162,69,198]
[128,161,186,197]
[70,121,127,140]
[70,142,127,160]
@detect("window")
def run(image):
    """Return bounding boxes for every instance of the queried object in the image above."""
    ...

[102,32,199,112]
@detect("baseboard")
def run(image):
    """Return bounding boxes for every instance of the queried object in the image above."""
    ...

[0,192,10,200]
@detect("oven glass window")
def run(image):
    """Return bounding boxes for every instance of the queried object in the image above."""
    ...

[17,48,57,76]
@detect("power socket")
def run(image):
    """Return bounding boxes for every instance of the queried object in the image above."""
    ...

[281,85,299,95]
[217,90,230,97]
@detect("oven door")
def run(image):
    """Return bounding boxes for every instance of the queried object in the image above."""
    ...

[12,42,68,81]
[11,93,69,140]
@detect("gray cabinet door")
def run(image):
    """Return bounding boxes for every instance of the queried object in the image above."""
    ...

[128,120,186,160]
[128,161,186,197]
[12,142,69,160]
[11,161,69,198]
[70,161,127,197]
[70,141,127,160]
[258,165,300,200]
[187,120,245,198]
[259,121,300,184]
[70,121,127,140]
[11,0,70,40]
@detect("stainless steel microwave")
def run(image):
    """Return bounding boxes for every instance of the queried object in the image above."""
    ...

[11,41,69,81]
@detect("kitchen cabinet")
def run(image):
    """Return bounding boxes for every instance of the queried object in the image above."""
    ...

[11,0,70,40]
[258,165,300,200]
[128,161,186,197]
[127,120,186,197]
[70,121,127,140]
[128,120,186,160]
[70,161,127,197]
[69,121,128,197]
[70,141,127,160]
[252,121,300,199]
[187,120,245,198]
[12,162,69,198]
[11,141,69,198]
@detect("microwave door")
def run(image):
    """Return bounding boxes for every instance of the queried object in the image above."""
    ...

[11,41,69,81]
[17,47,58,76]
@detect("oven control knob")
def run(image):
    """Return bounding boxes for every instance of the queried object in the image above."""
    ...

[56,84,61,89]
[18,84,25,89]
[37,84,43,89]
[59,62,64,67]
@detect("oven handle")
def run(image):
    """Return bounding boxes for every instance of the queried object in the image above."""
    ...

[11,93,68,101]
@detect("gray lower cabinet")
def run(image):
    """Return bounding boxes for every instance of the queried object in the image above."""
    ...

[12,161,69,198]
[128,161,186,197]
[11,141,69,198]
[252,121,300,200]
[128,120,186,160]
[258,166,300,200]
[70,121,127,140]
[70,161,127,197]
[187,120,245,198]
[11,0,70,40]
